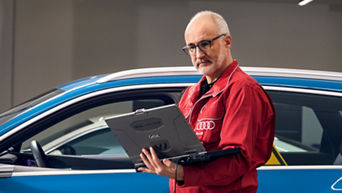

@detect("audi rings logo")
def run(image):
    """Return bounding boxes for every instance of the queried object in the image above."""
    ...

[195,120,216,131]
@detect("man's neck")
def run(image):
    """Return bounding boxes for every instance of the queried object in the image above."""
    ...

[206,59,233,83]
[206,76,218,84]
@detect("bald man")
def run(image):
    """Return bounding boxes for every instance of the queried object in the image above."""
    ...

[139,11,275,193]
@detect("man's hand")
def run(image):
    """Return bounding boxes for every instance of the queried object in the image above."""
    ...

[138,147,184,181]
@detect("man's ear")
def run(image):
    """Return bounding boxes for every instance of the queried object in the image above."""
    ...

[224,35,232,47]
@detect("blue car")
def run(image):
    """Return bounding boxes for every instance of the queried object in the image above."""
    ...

[0,66,341,193]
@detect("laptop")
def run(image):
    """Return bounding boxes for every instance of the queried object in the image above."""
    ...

[105,104,240,169]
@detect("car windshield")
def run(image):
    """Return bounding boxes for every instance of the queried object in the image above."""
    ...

[0,89,63,125]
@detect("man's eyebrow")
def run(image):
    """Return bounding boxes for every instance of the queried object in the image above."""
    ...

[187,38,210,46]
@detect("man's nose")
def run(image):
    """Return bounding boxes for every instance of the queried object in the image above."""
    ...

[195,47,205,58]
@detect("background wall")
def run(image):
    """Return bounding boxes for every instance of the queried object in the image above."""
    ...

[0,0,14,112]
[0,0,341,112]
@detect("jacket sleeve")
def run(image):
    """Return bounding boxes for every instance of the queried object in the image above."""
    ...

[180,82,275,187]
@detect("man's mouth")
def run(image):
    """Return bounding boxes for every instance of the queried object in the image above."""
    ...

[196,58,211,68]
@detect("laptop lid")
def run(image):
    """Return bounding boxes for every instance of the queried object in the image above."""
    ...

[105,104,206,166]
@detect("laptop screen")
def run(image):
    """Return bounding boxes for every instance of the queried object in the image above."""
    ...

[105,104,206,165]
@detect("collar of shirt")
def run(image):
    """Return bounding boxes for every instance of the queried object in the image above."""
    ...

[190,60,239,101]
[199,77,218,98]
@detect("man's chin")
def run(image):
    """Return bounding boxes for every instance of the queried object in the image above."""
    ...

[197,65,214,76]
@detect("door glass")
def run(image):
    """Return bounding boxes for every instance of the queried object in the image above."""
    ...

[301,106,323,149]
[268,90,342,165]
[0,89,63,125]
[21,98,168,156]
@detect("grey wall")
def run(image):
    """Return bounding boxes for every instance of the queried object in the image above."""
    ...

[73,0,139,78]
[14,0,73,105]
[0,0,14,111]
[0,0,341,112]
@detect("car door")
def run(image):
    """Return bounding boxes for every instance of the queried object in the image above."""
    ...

[258,87,342,193]
[0,166,169,193]
[0,86,184,193]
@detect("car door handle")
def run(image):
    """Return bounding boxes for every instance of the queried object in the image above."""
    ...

[331,177,342,191]
[0,164,14,178]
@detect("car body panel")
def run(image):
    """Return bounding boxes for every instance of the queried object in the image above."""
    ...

[257,166,342,193]
[0,66,341,192]
[0,169,169,193]
[2,166,342,193]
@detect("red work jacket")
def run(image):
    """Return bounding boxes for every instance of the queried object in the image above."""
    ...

[170,60,275,193]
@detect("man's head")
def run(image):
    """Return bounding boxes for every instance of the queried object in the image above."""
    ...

[184,11,233,83]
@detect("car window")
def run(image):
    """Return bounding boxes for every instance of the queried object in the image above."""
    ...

[21,96,172,156]
[268,90,342,165]
[0,89,63,125]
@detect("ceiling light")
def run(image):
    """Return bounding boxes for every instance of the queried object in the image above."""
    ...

[298,0,314,6]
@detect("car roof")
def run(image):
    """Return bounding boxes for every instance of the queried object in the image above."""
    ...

[57,66,342,92]
[97,66,342,83]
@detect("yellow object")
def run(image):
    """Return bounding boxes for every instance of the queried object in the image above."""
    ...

[265,145,287,166]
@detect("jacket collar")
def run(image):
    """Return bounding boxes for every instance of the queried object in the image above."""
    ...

[190,60,239,100]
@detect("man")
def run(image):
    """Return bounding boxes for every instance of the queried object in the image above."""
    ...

[138,11,275,193]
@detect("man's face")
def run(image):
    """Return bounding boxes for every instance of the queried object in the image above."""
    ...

[184,16,230,80]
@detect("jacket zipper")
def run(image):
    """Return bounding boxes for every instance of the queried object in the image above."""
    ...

[188,94,213,123]
[187,64,239,124]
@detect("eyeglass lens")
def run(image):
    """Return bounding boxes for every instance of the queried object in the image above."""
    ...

[183,34,225,56]
[188,41,211,54]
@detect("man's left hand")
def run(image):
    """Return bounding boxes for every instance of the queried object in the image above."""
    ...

[138,146,184,181]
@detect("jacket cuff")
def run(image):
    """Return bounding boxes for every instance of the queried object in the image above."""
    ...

[181,165,200,187]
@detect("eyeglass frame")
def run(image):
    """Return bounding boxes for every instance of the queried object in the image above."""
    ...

[182,33,226,56]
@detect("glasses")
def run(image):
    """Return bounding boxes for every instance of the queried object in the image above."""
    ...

[182,33,226,56]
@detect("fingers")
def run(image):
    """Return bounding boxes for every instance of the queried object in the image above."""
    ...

[149,146,158,160]
[138,149,156,173]
[140,151,153,170]
[149,147,165,168]
[162,158,174,167]
[139,146,177,179]
[140,148,162,172]
[142,148,156,168]
[137,166,153,173]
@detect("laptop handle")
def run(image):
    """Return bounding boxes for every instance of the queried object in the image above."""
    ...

[135,147,241,170]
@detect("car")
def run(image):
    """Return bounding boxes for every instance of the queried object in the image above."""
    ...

[0,66,341,193]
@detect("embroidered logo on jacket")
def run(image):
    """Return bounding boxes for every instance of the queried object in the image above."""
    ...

[194,120,216,136]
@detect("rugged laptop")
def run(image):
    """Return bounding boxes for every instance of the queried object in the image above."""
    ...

[105,104,240,168]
